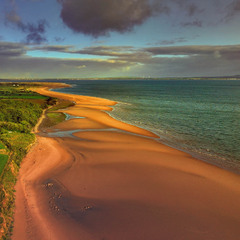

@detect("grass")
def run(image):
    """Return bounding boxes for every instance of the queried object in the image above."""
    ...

[0,143,5,150]
[49,99,74,111]
[0,85,48,100]
[0,95,47,99]
[39,99,74,129]
[0,154,8,175]
[44,112,66,128]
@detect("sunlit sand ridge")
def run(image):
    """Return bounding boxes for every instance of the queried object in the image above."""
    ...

[12,86,240,240]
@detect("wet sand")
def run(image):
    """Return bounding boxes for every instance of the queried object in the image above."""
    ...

[12,87,240,240]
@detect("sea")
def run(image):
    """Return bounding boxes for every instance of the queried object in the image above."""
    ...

[51,79,240,174]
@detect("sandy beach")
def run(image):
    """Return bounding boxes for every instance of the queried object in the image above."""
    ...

[12,86,240,240]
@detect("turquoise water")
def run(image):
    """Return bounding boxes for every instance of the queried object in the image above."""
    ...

[53,80,240,173]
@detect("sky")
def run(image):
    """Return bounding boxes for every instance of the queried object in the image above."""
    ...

[1,0,240,79]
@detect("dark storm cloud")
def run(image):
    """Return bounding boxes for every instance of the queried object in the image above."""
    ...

[57,0,160,37]
[5,9,48,44]
[0,42,26,57]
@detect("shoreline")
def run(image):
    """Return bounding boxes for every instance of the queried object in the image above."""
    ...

[52,85,240,175]
[12,85,240,240]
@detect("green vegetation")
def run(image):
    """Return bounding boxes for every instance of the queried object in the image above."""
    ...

[0,155,8,176]
[40,99,73,129]
[0,83,64,240]
[44,112,66,128]
[0,132,35,168]
[0,143,7,176]
[0,84,48,100]
[0,100,43,126]
[0,82,72,239]
[49,99,74,111]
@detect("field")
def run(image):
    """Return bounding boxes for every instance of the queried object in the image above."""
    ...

[0,85,48,100]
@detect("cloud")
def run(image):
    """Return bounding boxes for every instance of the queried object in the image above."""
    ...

[32,45,133,56]
[0,41,136,78]
[3,41,240,78]
[55,37,65,42]
[0,55,135,78]
[57,0,159,37]
[145,45,240,57]
[0,42,26,57]
[225,0,240,20]
[130,54,240,77]
[31,44,152,62]
[5,8,48,44]
[21,20,48,44]
[157,37,188,45]
[181,19,202,27]
[32,43,240,61]
[33,45,72,52]
[5,10,21,24]
[71,46,135,57]
[76,65,86,69]
[31,43,240,68]
[187,3,202,16]
[170,0,204,16]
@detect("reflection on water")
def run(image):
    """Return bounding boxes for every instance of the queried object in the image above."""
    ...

[64,113,85,121]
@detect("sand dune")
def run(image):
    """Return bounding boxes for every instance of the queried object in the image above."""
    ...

[12,87,240,240]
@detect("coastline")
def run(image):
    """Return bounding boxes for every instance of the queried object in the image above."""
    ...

[12,86,240,240]
[52,80,240,174]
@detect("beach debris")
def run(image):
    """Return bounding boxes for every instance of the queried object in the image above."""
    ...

[83,205,93,211]
[46,182,53,188]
